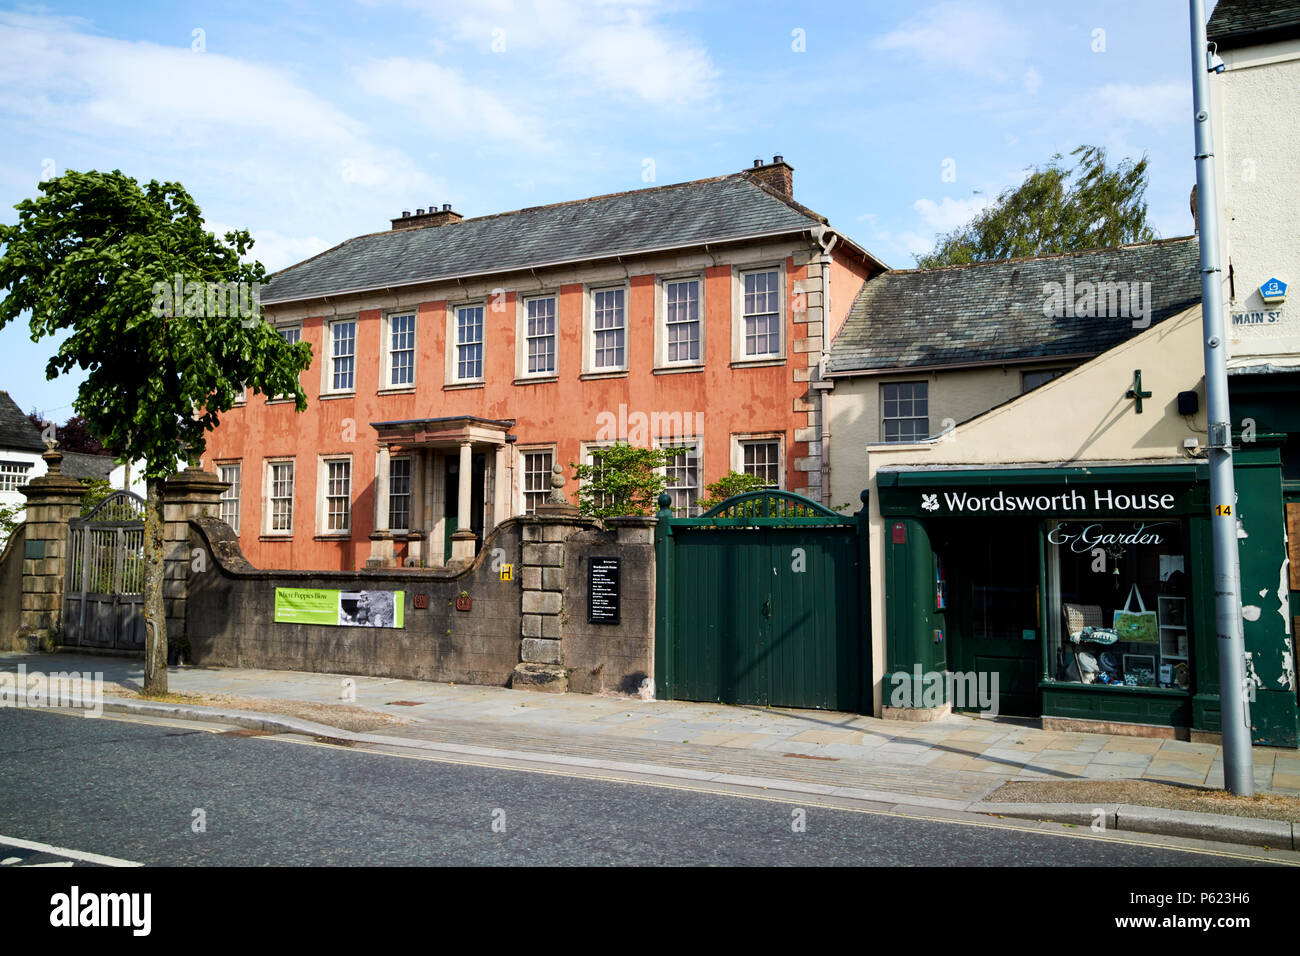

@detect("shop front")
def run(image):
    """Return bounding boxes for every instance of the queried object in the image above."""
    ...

[877,463,1222,735]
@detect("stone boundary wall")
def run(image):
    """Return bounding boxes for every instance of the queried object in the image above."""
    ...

[186,510,658,696]
[187,517,524,685]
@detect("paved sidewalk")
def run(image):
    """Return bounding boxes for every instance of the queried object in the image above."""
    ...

[6,651,1297,809]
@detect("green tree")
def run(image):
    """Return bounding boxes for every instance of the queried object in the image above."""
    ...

[695,470,769,512]
[916,145,1157,268]
[0,169,312,693]
[570,444,672,518]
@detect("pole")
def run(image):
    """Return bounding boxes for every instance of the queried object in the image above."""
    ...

[1188,0,1253,795]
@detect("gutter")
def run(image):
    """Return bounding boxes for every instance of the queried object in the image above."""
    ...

[824,351,1099,379]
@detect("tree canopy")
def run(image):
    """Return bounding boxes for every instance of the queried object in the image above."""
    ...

[0,169,311,478]
[916,145,1158,268]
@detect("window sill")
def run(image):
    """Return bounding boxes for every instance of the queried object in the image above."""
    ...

[264,398,296,406]
[444,381,485,391]
[319,392,355,401]
[314,533,352,541]
[580,370,629,381]
[1040,680,1192,696]
[378,386,417,396]
[653,364,705,376]
[514,376,558,386]
[259,534,294,541]
[730,357,786,369]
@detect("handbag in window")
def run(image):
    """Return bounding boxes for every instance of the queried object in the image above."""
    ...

[1113,584,1159,643]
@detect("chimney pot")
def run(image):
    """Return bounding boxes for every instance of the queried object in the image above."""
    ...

[416,208,425,215]
[402,210,410,218]
[773,154,784,164]
[753,158,763,168]
[443,203,452,212]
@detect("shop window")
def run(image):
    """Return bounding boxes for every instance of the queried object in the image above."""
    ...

[1045,519,1190,690]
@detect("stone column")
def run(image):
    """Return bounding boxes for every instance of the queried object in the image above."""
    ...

[493,443,510,525]
[18,448,84,648]
[367,445,394,568]
[162,466,227,655]
[450,439,477,562]
[407,448,425,565]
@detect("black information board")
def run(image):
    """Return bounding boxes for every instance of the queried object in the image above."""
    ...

[588,557,621,625]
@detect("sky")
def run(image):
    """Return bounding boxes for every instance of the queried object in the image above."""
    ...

[0,0,1215,421]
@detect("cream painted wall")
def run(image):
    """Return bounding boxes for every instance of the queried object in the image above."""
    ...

[1210,37,1300,366]
[826,362,1076,509]
[854,306,1208,714]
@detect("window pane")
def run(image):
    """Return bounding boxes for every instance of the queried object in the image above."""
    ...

[390,314,415,386]
[593,289,625,368]
[388,458,410,530]
[331,321,356,391]
[269,462,294,531]
[882,381,929,443]
[326,460,351,532]
[742,271,780,356]
[218,464,241,534]
[457,307,484,379]
[527,298,556,374]
[666,279,700,363]
[523,450,554,514]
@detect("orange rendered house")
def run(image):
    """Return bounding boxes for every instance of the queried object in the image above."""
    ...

[203,158,885,570]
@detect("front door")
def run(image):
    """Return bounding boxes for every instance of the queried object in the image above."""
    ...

[443,453,486,563]
[941,520,1042,717]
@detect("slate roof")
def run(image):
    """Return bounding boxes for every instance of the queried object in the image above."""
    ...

[1208,0,1300,48]
[827,237,1202,375]
[0,391,44,453]
[263,174,853,305]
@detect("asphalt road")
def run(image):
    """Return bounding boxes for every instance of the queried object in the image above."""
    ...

[0,707,1285,867]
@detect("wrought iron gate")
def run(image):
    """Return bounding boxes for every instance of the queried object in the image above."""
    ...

[63,491,146,650]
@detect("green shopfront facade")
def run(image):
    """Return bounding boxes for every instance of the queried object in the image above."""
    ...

[877,462,1299,748]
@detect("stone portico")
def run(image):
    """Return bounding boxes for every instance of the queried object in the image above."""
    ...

[367,415,516,569]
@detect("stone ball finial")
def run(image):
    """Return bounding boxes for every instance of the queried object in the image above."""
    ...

[550,463,565,489]
[546,463,569,505]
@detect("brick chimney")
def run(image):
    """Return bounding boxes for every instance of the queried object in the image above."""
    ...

[391,203,464,230]
[742,155,794,198]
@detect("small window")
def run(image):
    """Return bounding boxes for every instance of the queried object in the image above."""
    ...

[1022,368,1065,393]
[583,444,615,511]
[456,306,484,381]
[660,440,700,516]
[218,463,241,534]
[267,460,295,533]
[665,278,701,364]
[388,457,411,531]
[388,313,416,387]
[0,461,32,493]
[740,439,781,487]
[742,269,781,357]
[330,320,357,392]
[881,382,929,442]
[592,288,626,370]
[323,458,352,533]
[522,449,554,514]
[526,297,556,375]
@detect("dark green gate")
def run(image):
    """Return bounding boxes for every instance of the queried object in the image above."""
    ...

[654,491,869,712]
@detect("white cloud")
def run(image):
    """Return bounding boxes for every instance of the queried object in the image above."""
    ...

[1088,82,1187,126]
[873,1,1033,80]
[0,11,360,149]
[356,57,547,145]
[912,195,993,233]
[363,0,719,106]
[207,222,335,274]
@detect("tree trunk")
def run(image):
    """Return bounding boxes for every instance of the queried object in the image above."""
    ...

[143,476,168,695]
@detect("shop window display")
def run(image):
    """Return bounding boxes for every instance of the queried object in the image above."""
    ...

[1045,520,1190,689]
